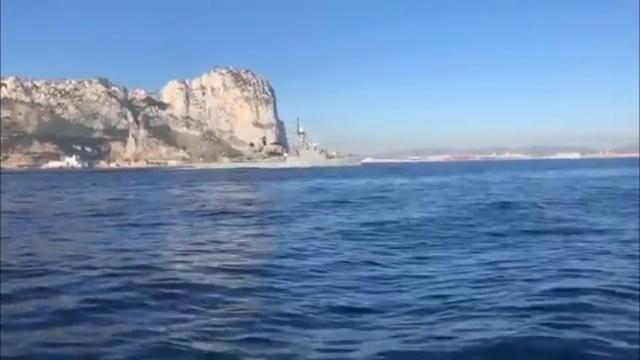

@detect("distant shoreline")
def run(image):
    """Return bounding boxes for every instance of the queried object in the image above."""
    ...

[361,153,639,164]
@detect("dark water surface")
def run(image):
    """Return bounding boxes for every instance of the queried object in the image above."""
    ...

[1,159,639,360]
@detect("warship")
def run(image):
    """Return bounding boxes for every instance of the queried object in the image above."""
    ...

[188,118,362,169]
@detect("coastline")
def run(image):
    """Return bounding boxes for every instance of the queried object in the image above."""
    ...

[0,156,364,172]
[1,153,637,173]
[361,153,640,164]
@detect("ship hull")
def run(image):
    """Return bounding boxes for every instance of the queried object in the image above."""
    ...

[185,156,362,170]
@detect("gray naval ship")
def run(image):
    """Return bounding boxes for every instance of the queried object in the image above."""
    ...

[189,118,362,169]
[283,118,362,167]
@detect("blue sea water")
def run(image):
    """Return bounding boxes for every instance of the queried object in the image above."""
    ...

[1,158,639,360]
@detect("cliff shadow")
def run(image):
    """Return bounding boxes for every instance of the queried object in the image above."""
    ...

[268,84,289,151]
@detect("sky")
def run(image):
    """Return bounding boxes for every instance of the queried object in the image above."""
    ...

[1,0,638,152]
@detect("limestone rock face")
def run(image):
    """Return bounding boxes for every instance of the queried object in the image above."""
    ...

[1,76,152,163]
[160,68,288,151]
[1,76,133,130]
[1,67,289,166]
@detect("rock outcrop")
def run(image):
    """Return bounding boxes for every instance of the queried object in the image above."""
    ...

[0,67,288,167]
[160,68,287,151]
[1,76,133,131]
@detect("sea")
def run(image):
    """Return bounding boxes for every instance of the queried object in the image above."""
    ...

[1,158,638,360]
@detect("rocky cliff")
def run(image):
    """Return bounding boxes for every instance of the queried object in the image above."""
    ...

[161,68,288,151]
[0,67,288,167]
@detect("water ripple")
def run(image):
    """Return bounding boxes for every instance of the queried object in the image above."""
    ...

[1,159,638,359]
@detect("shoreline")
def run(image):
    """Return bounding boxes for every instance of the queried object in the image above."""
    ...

[361,153,640,164]
[0,156,364,172]
[1,154,638,173]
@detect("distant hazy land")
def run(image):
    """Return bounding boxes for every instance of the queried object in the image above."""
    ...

[365,144,639,163]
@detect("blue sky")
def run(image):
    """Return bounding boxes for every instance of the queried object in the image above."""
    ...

[1,0,638,152]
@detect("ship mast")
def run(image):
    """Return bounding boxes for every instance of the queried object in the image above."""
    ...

[296,117,305,136]
[296,117,307,150]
